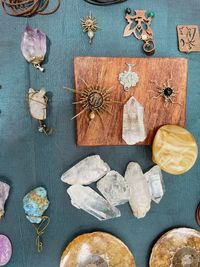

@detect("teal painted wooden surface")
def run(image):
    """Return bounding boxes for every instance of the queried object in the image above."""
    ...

[0,1,199,266]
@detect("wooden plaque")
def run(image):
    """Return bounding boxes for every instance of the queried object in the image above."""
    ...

[74,57,188,146]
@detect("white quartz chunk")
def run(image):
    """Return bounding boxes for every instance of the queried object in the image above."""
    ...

[61,155,110,185]
[28,88,47,120]
[144,165,165,204]
[122,96,146,145]
[97,171,130,206]
[0,181,10,219]
[67,185,121,221]
[125,162,151,219]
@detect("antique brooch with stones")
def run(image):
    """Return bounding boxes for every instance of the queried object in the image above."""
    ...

[81,13,99,44]
[28,88,52,135]
[119,63,139,91]
[123,9,155,56]
[66,79,120,124]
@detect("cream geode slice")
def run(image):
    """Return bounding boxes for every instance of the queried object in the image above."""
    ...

[67,185,121,221]
[61,155,110,185]
[125,162,151,219]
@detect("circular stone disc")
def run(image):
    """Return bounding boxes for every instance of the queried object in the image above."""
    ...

[0,235,12,266]
[150,228,200,267]
[60,232,136,267]
[152,125,198,175]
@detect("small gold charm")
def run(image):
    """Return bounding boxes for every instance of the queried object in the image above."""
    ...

[81,13,99,44]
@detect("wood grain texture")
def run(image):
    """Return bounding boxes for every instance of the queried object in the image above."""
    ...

[74,57,188,146]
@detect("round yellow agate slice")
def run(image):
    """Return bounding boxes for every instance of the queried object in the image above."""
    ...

[60,232,136,267]
[150,228,200,267]
[152,125,198,175]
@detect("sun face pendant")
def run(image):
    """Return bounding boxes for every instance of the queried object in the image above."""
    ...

[66,79,120,124]
[81,13,99,44]
[119,63,139,91]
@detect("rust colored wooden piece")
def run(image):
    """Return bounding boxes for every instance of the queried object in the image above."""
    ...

[74,57,188,146]
[177,25,200,53]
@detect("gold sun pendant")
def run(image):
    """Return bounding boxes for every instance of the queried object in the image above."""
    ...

[67,80,120,125]
[81,13,99,44]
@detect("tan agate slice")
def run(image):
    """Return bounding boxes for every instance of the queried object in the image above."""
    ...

[60,232,136,267]
[150,228,200,267]
[152,125,198,175]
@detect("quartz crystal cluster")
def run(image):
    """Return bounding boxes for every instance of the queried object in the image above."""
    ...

[61,155,165,221]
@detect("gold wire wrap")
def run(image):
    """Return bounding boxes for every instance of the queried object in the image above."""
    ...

[33,216,50,253]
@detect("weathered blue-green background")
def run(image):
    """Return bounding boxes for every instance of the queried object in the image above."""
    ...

[0,0,199,266]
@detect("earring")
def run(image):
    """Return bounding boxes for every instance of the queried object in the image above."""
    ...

[123,9,155,56]
[81,12,99,44]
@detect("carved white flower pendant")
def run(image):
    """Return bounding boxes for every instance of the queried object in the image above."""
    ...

[119,63,139,91]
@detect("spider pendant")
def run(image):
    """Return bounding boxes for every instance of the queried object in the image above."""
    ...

[150,78,181,107]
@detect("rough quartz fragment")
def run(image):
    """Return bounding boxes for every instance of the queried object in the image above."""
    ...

[67,185,121,221]
[61,155,110,185]
[97,171,130,206]
[124,162,151,219]
[122,96,146,145]
[144,165,165,204]
[0,181,10,219]
[28,88,47,120]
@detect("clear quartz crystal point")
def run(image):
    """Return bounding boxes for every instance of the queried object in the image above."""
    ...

[122,96,146,145]
[144,165,165,204]
[61,155,110,185]
[67,185,121,221]
[125,162,151,219]
[97,170,130,206]
[0,181,10,219]
[21,26,47,72]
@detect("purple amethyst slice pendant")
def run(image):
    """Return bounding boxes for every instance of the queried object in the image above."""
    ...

[0,181,10,219]
[21,26,47,72]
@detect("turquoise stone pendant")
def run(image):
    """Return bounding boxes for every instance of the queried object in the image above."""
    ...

[23,187,50,252]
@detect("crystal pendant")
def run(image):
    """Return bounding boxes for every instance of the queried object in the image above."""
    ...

[21,26,47,72]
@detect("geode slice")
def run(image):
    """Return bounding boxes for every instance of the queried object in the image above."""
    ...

[67,185,121,221]
[61,155,110,185]
[150,228,200,267]
[0,181,10,219]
